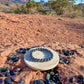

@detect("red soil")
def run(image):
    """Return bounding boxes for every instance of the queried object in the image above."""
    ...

[0,12,84,84]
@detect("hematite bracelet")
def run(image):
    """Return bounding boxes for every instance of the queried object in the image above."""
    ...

[30,48,53,62]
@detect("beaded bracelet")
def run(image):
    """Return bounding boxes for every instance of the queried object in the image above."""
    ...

[30,48,53,62]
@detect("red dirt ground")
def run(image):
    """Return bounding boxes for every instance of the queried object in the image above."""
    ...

[0,12,84,84]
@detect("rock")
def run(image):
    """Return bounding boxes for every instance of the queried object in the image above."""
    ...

[5,77,12,84]
[77,80,82,83]
[9,60,13,64]
[6,72,10,76]
[46,73,51,80]
[52,74,60,83]
[17,48,26,53]
[64,50,71,56]
[15,68,21,72]
[2,73,6,77]
[48,80,56,84]
[78,75,84,80]
[56,50,61,52]
[70,52,74,55]
[54,74,60,80]
[69,77,75,83]
[11,75,16,81]
[21,49,26,53]
[0,79,4,84]
[10,71,15,75]
[12,57,19,62]
[6,67,10,73]
[50,72,54,75]
[1,68,7,72]
[44,79,49,84]
[26,48,30,51]
[82,80,84,84]
[7,58,12,61]
[63,57,70,64]
[59,55,63,60]
[33,80,45,84]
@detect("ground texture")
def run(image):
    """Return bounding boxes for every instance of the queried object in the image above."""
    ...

[0,12,84,84]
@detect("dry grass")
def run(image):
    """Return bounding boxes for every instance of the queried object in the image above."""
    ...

[61,9,84,19]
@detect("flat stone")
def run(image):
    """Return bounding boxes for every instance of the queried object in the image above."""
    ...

[5,77,12,84]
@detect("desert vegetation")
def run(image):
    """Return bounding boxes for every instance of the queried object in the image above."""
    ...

[10,0,84,18]
[0,0,84,18]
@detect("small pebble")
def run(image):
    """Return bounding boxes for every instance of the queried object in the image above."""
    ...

[46,73,51,80]
[50,72,54,75]
[69,77,75,83]
[59,55,63,60]
[9,60,13,64]
[70,52,74,55]
[5,77,12,84]
[8,58,12,61]
[64,50,70,56]
[78,75,84,80]
[0,79,4,84]
[44,79,49,84]
[6,72,10,76]
[12,57,19,62]
[48,80,56,84]
[77,80,82,83]
[26,48,30,51]
[2,73,6,77]
[15,68,21,72]
[21,49,26,53]
[10,71,15,75]
[11,75,16,81]
[59,60,65,64]
[17,48,26,53]
[56,50,61,52]
[67,56,71,60]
